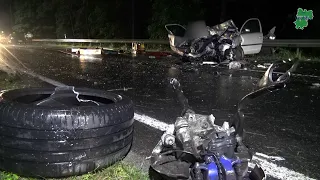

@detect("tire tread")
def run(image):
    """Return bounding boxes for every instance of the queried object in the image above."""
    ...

[0,88,134,178]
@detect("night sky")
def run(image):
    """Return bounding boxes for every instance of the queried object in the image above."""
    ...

[0,0,318,39]
[0,0,11,32]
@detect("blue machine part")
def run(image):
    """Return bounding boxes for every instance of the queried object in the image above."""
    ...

[206,155,239,180]
[207,162,219,180]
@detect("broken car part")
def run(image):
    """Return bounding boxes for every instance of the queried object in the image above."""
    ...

[264,26,276,40]
[150,61,299,180]
[0,86,134,178]
[165,20,243,64]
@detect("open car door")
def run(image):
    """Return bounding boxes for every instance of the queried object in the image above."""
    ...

[165,24,186,47]
[240,18,263,55]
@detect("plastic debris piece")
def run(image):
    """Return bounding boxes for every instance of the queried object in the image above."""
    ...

[257,64,267,69]
[229,61,242,69]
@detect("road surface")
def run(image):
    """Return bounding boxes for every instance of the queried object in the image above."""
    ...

[1,46,320,180]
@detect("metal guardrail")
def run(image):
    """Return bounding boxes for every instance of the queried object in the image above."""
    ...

[263,39,320,47]
[32,39,320,48]
[32,39,168,44]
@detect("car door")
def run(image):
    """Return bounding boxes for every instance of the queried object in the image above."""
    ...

[165,24,186,47]
[240,18,263,55]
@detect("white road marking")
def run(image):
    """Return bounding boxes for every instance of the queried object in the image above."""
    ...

[134,113,170,132]
[134,112,316,180]
[250,156,316,180]
[255,152,285,161]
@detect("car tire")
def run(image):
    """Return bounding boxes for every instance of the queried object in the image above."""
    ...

[234,46,244,61]
[0,87,134,178]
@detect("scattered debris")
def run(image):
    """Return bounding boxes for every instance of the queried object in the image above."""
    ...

[229,61,242,69]
[165,20,243,64]
[310,83,320,89]
[107,87,133,92]
[150,61,298,180]
[257,64,268,69]
[202,61,218,65]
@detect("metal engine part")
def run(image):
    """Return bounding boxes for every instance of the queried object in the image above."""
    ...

[150,78,254,180]
[175,112,215,155]
[174,112,253,180]
[150,61,298,180]
[151,110,253,180]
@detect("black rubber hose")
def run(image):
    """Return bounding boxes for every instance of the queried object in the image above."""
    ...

[170,78,194,115]
[212,154,227,180]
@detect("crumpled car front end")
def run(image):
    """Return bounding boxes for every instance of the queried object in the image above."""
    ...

[165,20,243,63]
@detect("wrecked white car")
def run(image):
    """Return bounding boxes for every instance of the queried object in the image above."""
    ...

[166,18,271,64]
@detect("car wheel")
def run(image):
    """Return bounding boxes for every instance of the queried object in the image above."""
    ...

[0,86,134,178]
[234,46,244,61]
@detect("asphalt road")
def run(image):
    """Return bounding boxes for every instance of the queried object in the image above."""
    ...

[2,46,320,180]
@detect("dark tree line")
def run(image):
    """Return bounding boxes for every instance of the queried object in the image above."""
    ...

[8,0,229,39]
[10,0,132,38]
[6,0,320,39]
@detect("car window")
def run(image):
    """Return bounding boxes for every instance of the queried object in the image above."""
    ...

[241,20,260,34]
[166,25,186,37]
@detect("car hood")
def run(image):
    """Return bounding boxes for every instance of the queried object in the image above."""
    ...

[208,19,239,36]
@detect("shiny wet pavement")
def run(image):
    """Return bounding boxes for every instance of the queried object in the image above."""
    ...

[3,46,320,179]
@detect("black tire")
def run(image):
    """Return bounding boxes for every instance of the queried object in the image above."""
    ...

[234,46,244,61]
[0,87,134,178]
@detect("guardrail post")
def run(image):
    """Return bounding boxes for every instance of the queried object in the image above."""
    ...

[132,42,137,55]
[296,47,301,59]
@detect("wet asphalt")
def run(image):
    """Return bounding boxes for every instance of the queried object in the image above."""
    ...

[2,46,320,179]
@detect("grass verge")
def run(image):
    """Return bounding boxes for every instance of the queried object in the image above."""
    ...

[249,47,320,63]
[0,162,149,180]
[0,71,47,90]
[0,71,148,180]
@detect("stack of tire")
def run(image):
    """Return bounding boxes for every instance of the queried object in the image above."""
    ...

[0,87,134,178]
